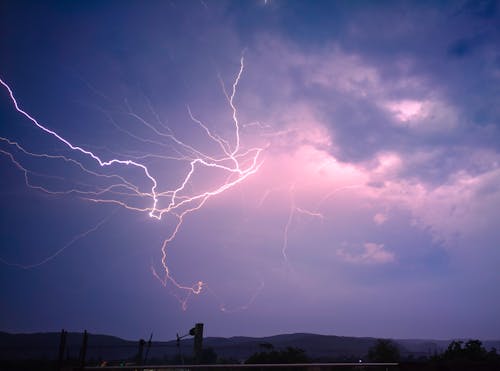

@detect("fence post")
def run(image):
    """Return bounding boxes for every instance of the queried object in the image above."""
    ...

[79,330,88,369]
[136,339,146,365]
[57,329,67,371]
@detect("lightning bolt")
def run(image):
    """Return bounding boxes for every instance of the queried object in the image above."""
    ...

[281,185,324,265]
[217,280,265,313]
[256,183,360,270]
[0,56,265,309]
[0,77,162,218]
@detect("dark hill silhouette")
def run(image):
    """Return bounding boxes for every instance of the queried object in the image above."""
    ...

[1,331,499,363]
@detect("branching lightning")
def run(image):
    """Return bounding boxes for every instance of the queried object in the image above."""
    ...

[1,53,359,312]
[0,56,265,309]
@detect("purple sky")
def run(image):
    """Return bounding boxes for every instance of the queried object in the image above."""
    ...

[1,0,499,341]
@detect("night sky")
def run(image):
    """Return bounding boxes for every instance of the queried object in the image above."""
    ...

[1,0,500,341]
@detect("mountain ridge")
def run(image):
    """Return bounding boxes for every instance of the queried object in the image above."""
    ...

[1,331,499,362]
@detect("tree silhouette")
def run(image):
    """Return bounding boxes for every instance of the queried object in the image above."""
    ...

[367,339,400,362]
[434,339,500,370]
[443,339,488,361]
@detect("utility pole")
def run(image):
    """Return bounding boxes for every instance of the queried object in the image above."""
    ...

[189,323,204,364]
[177,323,204,365]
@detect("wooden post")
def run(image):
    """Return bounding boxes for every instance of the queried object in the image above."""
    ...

[136,339,145,365]
[79,330,88,368]
[57,329,67,371]
[143,333,153,364]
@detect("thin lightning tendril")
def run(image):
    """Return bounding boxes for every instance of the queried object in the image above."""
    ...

[0,214,113,269]
[0,56,264,309]
[281,185,324,264]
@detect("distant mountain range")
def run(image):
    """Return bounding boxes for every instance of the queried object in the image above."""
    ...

[1,331,499,363]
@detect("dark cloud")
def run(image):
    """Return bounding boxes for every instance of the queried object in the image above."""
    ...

[448,37,477,57]
[266,1,500,184]
[457,0,497,19]
[1,0,500,341]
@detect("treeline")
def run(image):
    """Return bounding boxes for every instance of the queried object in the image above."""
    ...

[1,337,500,370]
[167,339,500,370]
[363,338,500,371]
[242,338,500,371]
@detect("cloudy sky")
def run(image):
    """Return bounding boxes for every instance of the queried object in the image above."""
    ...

[1,0,499,341]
